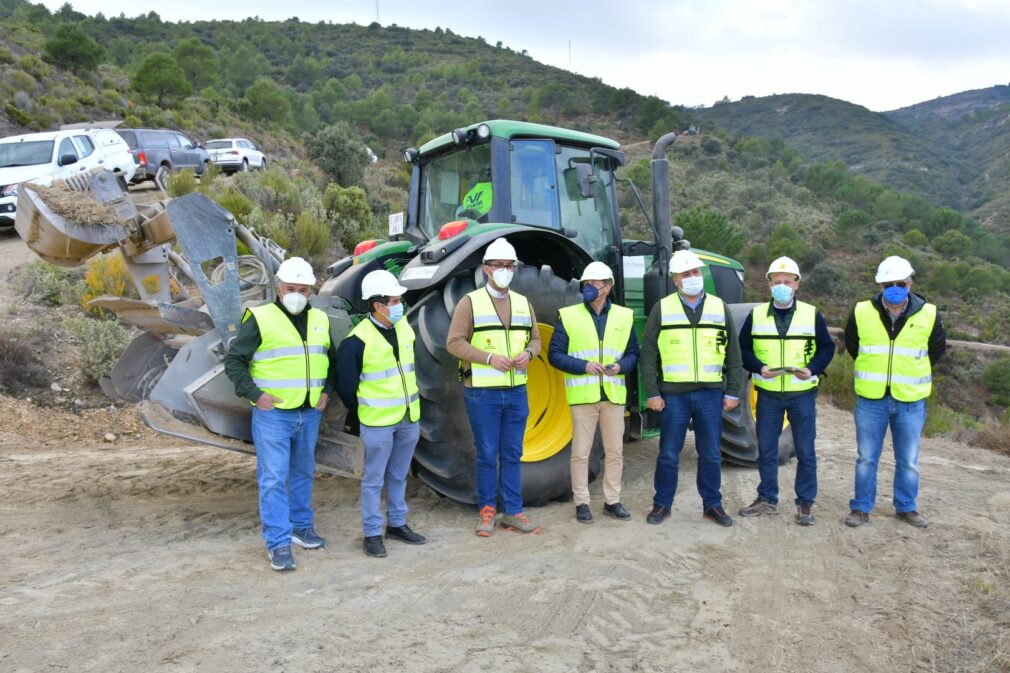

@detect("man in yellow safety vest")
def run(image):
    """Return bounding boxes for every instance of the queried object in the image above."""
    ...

[641,250,743,527]
[844,255,946,529]
[336,270,426,558]
[738,256,835,526]
[446,237,542,537]
[549,261,639,524]
[224,257,336,571]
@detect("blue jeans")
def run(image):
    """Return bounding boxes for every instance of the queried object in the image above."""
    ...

[359,417,420,537]
[756,391,818,505]
[251,407,322,550]
[464,386,528,514]
[850,395,926,514]
[654,388,724,509]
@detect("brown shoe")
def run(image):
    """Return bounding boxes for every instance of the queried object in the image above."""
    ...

[845,510,870,527]
[739,497,778,517]
[501,511,541,534]
[795,503,815,526]
[896,511,928,529]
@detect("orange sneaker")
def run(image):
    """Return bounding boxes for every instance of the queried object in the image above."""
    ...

[501,512,541,534]
[476,505,496,537]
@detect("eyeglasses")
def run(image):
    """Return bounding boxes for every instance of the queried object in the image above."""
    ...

[882,281,908,288]
[487,262,516,271]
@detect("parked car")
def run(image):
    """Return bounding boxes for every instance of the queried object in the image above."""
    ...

[115,128,211,185]
[0,127,136,228]
[204,138,267,174]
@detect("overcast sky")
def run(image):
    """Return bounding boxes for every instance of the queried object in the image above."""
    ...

[39,0,1010,111]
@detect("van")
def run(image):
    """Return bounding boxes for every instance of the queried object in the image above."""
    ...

[115,128,211,185]
[0,127,136,228]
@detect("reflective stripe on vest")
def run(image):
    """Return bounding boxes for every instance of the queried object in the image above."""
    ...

[350,317,420,427]
[853,300,936,402]
[247,304,330,409]
[658,294,727,383]
[466,288,532,388]
[751,301,819,393]
[558,302,634,404]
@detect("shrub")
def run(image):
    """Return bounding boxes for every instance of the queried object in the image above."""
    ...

[211,188,254,220]
[923,400,978,437]
[903,229,928,247]
[63,315,129,382]
[932,229,972,256]
[293,211,331,267]
[982,357,1010,407]
[675,206,745,257]
[765,222,810,261]
[13,91,32,112]
[80,252,137,315]
[818,353,855,411]
[21,261,81,305]
[166,169,198,197]
[4,103,30,127]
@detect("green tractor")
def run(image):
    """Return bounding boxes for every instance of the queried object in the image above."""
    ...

[319,120,793,505]
[14,120,791,506]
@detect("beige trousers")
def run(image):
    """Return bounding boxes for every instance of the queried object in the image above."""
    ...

[570,401,626,506]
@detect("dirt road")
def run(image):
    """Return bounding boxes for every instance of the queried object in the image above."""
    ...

[1,226,1008,672]
[1,393,1007,673]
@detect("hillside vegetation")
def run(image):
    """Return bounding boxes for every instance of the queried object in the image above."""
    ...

[2,1,1010,428]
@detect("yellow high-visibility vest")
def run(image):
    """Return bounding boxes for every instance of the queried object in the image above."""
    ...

[751,301,818,393]
[558,302,633,404]
[248,304,330,409]
[466,288,532,388]
[853,300,936,402]
[349,317,420,427]
[657,293,727,383]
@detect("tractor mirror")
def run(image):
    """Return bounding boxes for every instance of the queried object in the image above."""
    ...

[58,153,78,167]
[570,163,595,198]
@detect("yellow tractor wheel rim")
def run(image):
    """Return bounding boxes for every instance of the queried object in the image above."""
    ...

[750,380,791,431]
[522,322,572,462]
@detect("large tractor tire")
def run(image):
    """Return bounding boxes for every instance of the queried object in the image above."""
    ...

[720,302,797,467]
[410,264,603,506]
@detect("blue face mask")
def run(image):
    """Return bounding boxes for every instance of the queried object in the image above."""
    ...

[385,302,404,324]
[882,285,909,305]
[582,284,599,302]
[771,284,794,304]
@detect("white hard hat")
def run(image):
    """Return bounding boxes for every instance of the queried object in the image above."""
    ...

[875,255,914,283]
[766,256,801,280]
[669,250,705,275]
[360,269,408,300]
[580,261,614,282]
[483,237,518,262]
[276,257,316,285]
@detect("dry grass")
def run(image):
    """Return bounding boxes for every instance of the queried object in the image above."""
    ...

[973,422,1010,457]
[25,182,122,226]
[0,326,48,393]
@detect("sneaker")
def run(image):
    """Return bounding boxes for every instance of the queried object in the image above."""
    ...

[267,545,296,571]
[476,505,496,537]
[646,504,671,525]
[845,510,870,527]
[363,535,387,558]
[896,511,928,529]
[603,502,631,520]
[385,524,427,544]
[703,505,734,527]
[291,527,325,549]
[795,503,815,526]
[501,512,541,534]
[576,504,594,524]
[738,497,778,517]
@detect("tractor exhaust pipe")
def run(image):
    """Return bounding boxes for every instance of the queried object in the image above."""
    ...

[651,132,679,296]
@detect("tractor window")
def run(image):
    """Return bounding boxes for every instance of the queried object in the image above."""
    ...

[556,146,617,258]
[418,143,493,238]
[509,140,560,229]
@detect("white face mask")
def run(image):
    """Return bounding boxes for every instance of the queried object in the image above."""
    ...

[281,292,308,315]
[491,268,514,289]
[680,276,705,296]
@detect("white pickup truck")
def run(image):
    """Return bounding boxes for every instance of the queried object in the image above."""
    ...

[0,127,137,228]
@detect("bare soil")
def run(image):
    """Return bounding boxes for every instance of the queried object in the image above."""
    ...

[1,226,1009,673]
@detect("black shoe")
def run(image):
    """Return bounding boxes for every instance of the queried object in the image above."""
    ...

[363,535,387,558]
[267,545,296,571]
[703,505,734,527]
[575,504,594,524]
[385,524,427,544]
[646,504,671,525]
[603,502,631,520]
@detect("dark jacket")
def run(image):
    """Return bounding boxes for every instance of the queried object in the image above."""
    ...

[641,292,744,399]
[223,299,339,408]
[548,298,640,404]
[740,300,836,399]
